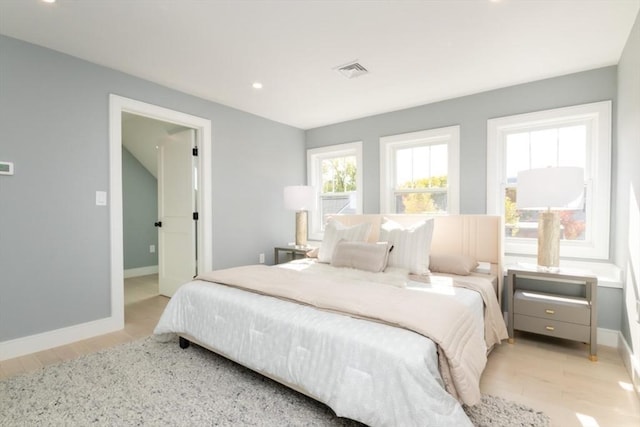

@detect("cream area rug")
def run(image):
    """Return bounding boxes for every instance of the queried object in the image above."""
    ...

[0,336,549,426]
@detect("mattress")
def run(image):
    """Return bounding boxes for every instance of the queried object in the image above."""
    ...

[154,267,484,426]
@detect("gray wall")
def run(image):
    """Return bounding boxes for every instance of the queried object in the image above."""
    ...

[305,67,621,330]
[615,13,640,347]
[306,66,617,217]
[122,147,158,270]
[0,35,305,342]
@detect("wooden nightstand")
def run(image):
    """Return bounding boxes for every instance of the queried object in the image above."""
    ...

[273,246,311,265]
[507,266,598,361]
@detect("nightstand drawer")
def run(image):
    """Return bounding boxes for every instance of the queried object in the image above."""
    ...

[514,314,590,342]
[514,290,590,325]
[507,267,597,361]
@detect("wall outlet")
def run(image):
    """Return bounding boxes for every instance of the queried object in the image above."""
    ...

[259,253,265,264]
[150,244,156,253]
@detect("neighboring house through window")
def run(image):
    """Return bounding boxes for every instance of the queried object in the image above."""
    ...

[487,101,612,260]
[307,141,363,240]
[380,126,460,215]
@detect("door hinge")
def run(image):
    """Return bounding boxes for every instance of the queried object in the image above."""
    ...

[192,147,198,156]
[193,212,199,221]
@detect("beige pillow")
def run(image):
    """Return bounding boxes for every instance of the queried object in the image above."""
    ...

[305,247,319,258]
[331,241,392,273]
[429,254,478,276]
[318,220,372,263]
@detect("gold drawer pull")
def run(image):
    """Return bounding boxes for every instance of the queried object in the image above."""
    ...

[545,326,555,331]
[545,309,555,315]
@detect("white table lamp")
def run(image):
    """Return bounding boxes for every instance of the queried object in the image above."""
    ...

[284,185,315,247]
[517,167,584,268]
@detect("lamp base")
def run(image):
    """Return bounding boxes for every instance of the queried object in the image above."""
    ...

[295,211,308,247]
[537,211,561,268]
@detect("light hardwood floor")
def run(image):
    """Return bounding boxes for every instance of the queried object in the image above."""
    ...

[483,332,640,427]
[1,275,639,426]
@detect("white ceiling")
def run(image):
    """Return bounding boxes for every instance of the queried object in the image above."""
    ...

[1,0,638,130]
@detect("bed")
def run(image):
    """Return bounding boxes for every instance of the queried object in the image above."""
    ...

[154,214,508,427]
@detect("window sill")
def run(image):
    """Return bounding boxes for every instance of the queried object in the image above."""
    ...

[504,255,622,289]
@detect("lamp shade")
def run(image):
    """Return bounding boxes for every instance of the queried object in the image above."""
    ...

[284,185,315,211]
[517,167,584,210]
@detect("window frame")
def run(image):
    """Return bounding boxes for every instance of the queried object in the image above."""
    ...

[486,101,612,260]
[379,125,460,215]
[307,141,363,241]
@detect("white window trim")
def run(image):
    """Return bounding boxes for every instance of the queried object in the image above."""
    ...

[307,141,363,240]
[486,101,611,260]
[379,126,460,215]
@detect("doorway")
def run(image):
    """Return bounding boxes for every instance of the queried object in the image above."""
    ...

[122,114,197,298]
[109,95,212,330]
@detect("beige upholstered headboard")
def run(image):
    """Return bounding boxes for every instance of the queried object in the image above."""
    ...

[327,214,503,300]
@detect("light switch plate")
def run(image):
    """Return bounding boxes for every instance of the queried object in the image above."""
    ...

[95,191,107,206]
[0,161,14,175]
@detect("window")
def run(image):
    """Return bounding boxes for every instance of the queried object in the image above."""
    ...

[307,141,363,240]
[487,101,611,260]
[380,126,460,215]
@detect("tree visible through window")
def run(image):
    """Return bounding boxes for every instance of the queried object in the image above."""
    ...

[380,126,460,215]
[399,176,448,213]
[487,101,611,260]
[504,126,587,241]
[320,155,358,216]
[307,141,363,239]
[395,143,448,213]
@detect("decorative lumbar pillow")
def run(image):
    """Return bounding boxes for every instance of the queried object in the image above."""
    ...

[305,247,319,258]
[429,254,479,276]
[331,241,392,273]
[379,218,434,275]
[317,220,372,263]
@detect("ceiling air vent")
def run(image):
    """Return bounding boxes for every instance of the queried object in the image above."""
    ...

[335,61,369,79]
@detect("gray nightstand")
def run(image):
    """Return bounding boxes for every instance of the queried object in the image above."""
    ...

[273,246,311,264]
[507,266,598,361]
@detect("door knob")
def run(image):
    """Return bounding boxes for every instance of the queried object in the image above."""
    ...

[154,221,162,227]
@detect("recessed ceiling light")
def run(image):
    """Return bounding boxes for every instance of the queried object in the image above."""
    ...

[42,0,56,3]
[252,82,263,90]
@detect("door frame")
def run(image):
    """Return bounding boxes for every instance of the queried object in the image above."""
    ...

[109,94,212,328]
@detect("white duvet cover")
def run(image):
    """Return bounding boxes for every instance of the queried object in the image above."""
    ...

[154,266,482,427]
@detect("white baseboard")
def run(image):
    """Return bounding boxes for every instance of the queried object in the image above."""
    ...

[618,332,640,397]
[0,315,123,361]
[597,327,620,347]
[124,265,158,278]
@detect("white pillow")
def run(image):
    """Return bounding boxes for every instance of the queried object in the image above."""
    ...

[379,218,434,275]
[318,220,371,263]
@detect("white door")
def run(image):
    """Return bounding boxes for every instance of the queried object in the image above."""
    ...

[157,129,196,297]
